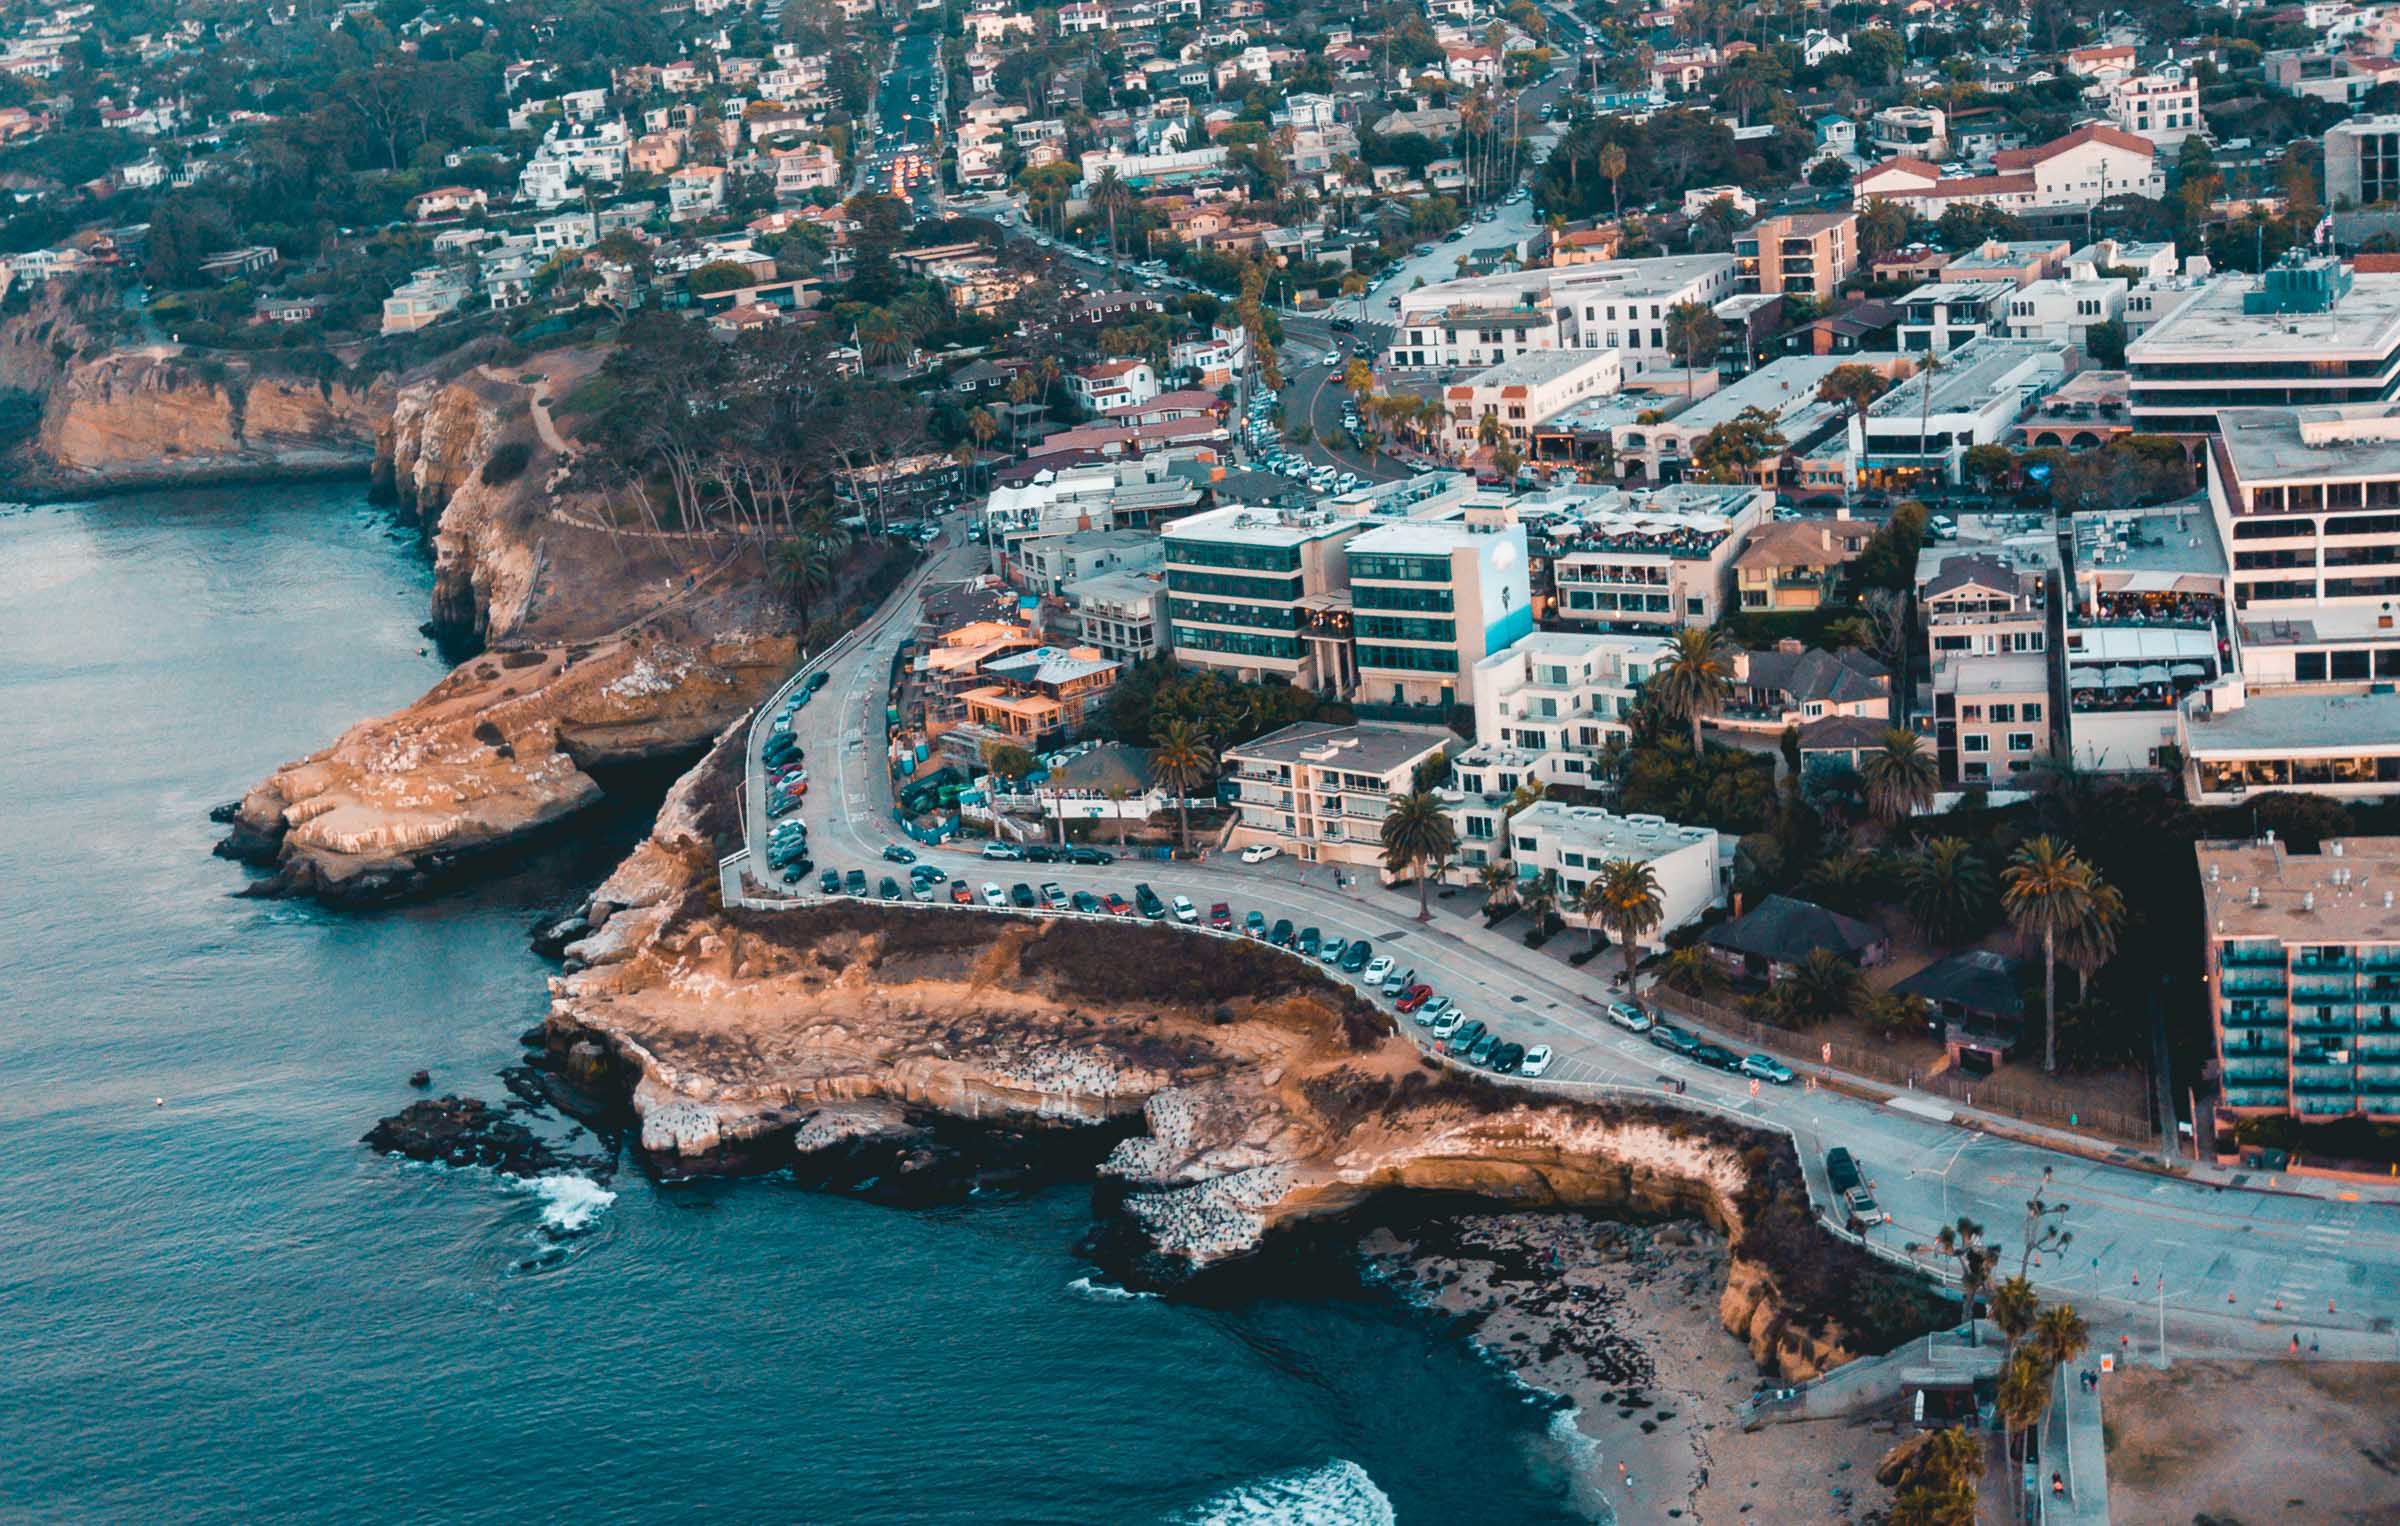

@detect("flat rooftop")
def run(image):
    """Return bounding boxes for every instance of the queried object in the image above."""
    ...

[2199,836,2400,943]
[1665,355,1848,433]
[1935,652,2050,693]
[1509,800,1715,861]
[1346,519,1501,557]
[2217,403,2400,482]
[1900,279,2019,305]
[1163,505,1358,547]
[2129,270,2400,360]
[1399,254,1733,313]
[1457,349,1618,388]
[1226,720,1452,775]
[2070,497,2226,580]
[1867,338,2065,419]
[2239,606,2400,646]
[2184,686,2400,755]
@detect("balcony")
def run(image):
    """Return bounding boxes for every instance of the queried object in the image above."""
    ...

[2219,971,2289,996]
[2299,1095,2358,1117]
[2294,1065,2357,1091]
[2362,949,2400,972]
[2292,981,2356,1003]
[1239,784,1293,810]
[2223,1059,2290,1085]
[2221,1001,2286,1029]
[2220,942,2286,967]
[2224,1087,2291,1110]
[2295,954,2357,974]
[2221,1032,2286,1056]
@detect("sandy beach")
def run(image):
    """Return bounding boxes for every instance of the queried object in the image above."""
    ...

[1360,1212,1913,1523]
[2106,1359,2400,1524]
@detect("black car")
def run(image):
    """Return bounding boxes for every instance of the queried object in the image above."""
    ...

[1010,882,1037,907]
[879,876,904,901]
[805,670,831,693]
[1063,846,1114,865]
[1134,883,1166,919]
[844,869,869,895]
[820,869,842,894]
[1269,918,1295,948]
[882,844,918,864]
[1021,844,1057,863]
[1447,1020,1487,1055]
[1690,1042,1743,1072]
[1487,1042,1525,1075]
[1646,1023,1700,1056]
[909,864,945,884]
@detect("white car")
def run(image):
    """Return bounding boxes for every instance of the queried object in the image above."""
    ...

[1605,1001,1654,1033]
[1520,1045,1554,1078]
[1431,1009,1465,1039]
[1171,895,1199,924]
[981,882,1006,907]
[1363,956,1396,985]
[1240,843,1282,864]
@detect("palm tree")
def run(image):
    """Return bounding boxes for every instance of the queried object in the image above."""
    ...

[2002,837,2106,1074]
[1504,777,1547,819]
[1597,141,1627,218]
[1659,944,1721,1000]
[1787,947,1865,1025]
[773,536,836,624]
[966,407,998,452]
[1994,1348,2048,1520]
[1478,860,1518,914]
[1520,868,1563,936]
[1664,300,1723,400]
[1914,351,1945,488]
[1574,877,1611,953]
[1861,728,1938,829]
[1151,718,1214,856]
[2032,1302,2089,1374]
[1935,1217,1996,1346]
[1380,789,1457,921]
[1651,625,1739,754]
[1596,857,1665,990]
[2057,876,2126,1004]
[1093,164,1128,255]
[1104,784,1131,846]
[1902,836,1992,949]
[1989,1275,2039,1371]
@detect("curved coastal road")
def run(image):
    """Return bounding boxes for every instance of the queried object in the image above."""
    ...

[741,529,2400,1360]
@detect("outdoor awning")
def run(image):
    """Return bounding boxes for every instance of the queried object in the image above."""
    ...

[2136,665,2172,685]
[2102,666,2139,688]
[2170,662,2208,679]
[2118,571,2180,593]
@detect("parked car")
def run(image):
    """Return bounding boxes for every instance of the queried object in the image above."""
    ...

[1690,1042,1743,1072]
[1171,895,1199,924]
[1239,843,1282,864]
[981,882,1006,907]
[1383,967,1415,998]
[1071,891,1102,914]
[951,882,974,904]
[1063,846,1114,865]
[1021,844,1057,863]
[1244,910,1267,937]
[1269,918,1296,947]
[1104,893,1134,916]
[1430,1009,1466,1039]
[820,869,842,895]
[1010,883,1037,907]
[1040,882,1069,909]
[911,881,935,902]
[1487,1041,1524,1074]
[1363,956,1396,986]
[1445,1018,1485,1052]
[1465,1031,1500,1066]
[1134,884,1166,920]
[981,842,1024,860]
[1420,997,1453,1026]
[1318,935,1345,965]
[1296,927,1321,958]
[1605,1001,1654,1033]
[1739,1054,1795,1085]
[1340,940,1371,974]
[1209,902,1234,930]
[1520,1045,1554,1078]
[879,876,904,901]
[1646,1023,1699,1056]
[882,844,918,864]
[1396,984,1433,1015]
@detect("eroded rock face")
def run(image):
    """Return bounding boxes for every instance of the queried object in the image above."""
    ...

[29,350,387,490]
[220,631,793,902]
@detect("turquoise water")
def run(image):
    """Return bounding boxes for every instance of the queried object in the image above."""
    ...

[0,488,1589,1523]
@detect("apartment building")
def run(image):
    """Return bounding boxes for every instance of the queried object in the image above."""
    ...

[1223,721,1453,872]
[1469,801,1721,947]
[1618,355,1851,482]
[2002,273,2129,352]
[2104,69,2201,147]
[2126,255,2400,436]
[2061,502,2230,773]
[2199,835,2400,1126]
[2328,114,2400,209]
[1854,337,2069,485]
[1442,351,1623,454]
[1453,630,1669,794]
[1061,570,1166,665]
[2208,401,2400,615]
[1918,538,2058,782]
[1343,521,1533,715]
[1545,483,1771,631]
[1895,281,2018,354]
[1854,125,2164,219]
[1163,505,1362,691]
[958,646,1121,751]
[1734,515,1876,612]
[1732,212,1858,304]
[1385,255,1739,373]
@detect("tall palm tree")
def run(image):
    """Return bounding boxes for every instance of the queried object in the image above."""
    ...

[1574,877,1611,953]
[1596,857,1665,990]
[1478,860,1518,914]
[2032,1302,2089,1374]
[1520,868,1563,936]
[1914,351,1945,488]
[773,536,835,624]
[1993,1348,2048,1521]
[1104,784,1132,846]
[2002,837,2105,1074]
[1989,1275,2039,1372]
[1861,728,1939,828]
[1651,625,1739,754]
[1093,164,1129,255]
[2057,876,2126,1004]
[1151,719,1214,856]
[1380,789,1457,921]
[1902,836,1992,949]
[966,407,998,452]
[1597,141,1627,218]
[1936,1216,1997,1346]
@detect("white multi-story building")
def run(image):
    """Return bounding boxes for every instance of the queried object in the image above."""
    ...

[1853,337,2069,485]
[1458,800,1722,948]
[1223,721,1454,872]
[1454,630,1669,794]
[2104,68,2202,148]
[1343,521,1533,714]
[2128,256,2400,436]
[1440,351,1623,454]
[2003,272,2130,353]
[516,120,629,206]
[1855,125,2163,219]
[1385,256,1739,374]
[1545,483,1772,629]
[1163,505,1365,691]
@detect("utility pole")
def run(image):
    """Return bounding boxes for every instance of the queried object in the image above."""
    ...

[2157,1272,2168,1368]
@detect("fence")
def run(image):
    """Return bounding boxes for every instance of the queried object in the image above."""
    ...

[1649,987,2155,1144]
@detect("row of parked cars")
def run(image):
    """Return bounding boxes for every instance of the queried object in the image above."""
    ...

[1603,999,1795,1086]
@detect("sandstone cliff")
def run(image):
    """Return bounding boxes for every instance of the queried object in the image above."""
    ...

[21,348,388,493]
[541,765,1946,1382]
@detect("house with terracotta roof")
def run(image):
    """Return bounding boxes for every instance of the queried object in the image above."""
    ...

[1855,126,2162,219]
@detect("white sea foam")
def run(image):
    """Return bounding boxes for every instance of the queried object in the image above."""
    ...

[1173,1459,1396,1526]
[529,1174,616,1234]
[1066,1275,1159,1303]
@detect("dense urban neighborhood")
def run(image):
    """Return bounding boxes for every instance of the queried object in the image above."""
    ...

[24,0,2400,1517]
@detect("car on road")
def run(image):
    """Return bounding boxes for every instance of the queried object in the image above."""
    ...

[1171,895,1198,924]
[1010,883,1037,907]
[1244,910,1268,937]
[1041,882,1069,909]
[1319,935,1345,965]
[1739,1054,1794,1085]
[1363,956,1395,985]
[1340,941,1371,974]
[910,863,944,883]
[1063,846,1114,865]
[882,844,918,864]
[981,881,1006,907]
[1104,893,1134,916]
[1269,918,1296,948]
[820,869,842,894]
[1605,1001,1653,1033]
[951,881,974,904]
[844,869,869,896]
[1209,902,1233,930]
[1020,844,1059,863]
[1239,843,1282,864]
[806,670,830,693]
[981,842,1024,860]
[1646,1023,1699,1056]
[879,876,904,901]
[1690,1042,1742,1072]
[1520,1045,1554,1078]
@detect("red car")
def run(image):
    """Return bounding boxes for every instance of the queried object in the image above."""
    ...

[950,881,974,904]
[1103,893,1134,916]
[1208,902,1233,930]
[1395,984,1433,1014]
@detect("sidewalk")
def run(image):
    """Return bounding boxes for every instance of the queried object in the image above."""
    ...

[2041,1364,2110,1525]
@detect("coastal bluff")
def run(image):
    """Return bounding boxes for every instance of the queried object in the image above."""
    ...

[540,733,1948,1384]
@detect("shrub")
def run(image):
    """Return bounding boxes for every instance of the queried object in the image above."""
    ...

[480,439,535,486]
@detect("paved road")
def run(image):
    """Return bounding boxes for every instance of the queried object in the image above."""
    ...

[741,608,2400,1353]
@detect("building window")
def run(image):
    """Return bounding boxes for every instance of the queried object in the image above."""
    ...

[2008,732,2034,752]
[1964,734,1990,753]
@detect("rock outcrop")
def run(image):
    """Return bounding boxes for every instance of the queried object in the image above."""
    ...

[536,748,1946,1381]
[22,348,388,492]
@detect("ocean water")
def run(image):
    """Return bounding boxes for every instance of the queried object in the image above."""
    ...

[0,487,1588,1524]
